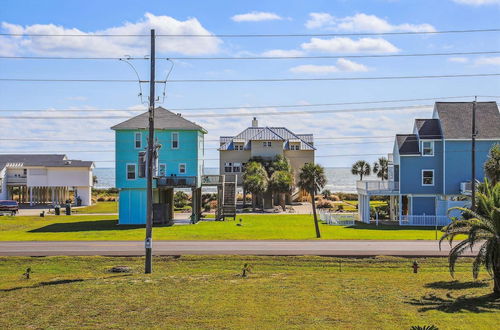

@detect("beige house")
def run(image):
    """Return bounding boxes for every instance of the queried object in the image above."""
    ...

[219,117,315,192]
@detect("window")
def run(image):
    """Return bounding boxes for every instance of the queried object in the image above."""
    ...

[224,162,233,173]
[172,132,179,149]
[290,143,300,150]
[179,163,186,174]
[422,170,434,186]
[422,141,434,156]
[234,144,243,150]
[263,141,272,148]
[127,164,136,180]
[233,162,241,173]
[135,132,142,149]
[138,152,146,178]
[158,163,166,177]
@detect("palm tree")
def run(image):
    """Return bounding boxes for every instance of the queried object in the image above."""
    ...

[372,157,389,181]
[298,163,327,238]
[351,160,371,181]
[484,143,500,185]
[243,162,268,211]
[269,170,293,211]
[440,179,500,296]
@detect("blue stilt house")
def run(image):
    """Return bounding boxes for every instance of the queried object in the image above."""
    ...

[111,107,206,225]
[356,101,500,226]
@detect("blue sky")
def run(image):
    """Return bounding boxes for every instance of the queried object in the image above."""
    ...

[0,0,499,169]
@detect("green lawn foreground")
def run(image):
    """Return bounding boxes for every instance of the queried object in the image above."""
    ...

[74,201,118,214]
[0,214,454,241]
[0,256,498,329]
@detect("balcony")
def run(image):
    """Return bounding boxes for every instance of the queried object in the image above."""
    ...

[356,180,399,195]
[156,176,197,188]
[201,175,224,186]
[460,181,472,195]
[6,175,27,185]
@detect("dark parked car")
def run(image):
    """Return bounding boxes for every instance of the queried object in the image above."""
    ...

[0,200,19,215]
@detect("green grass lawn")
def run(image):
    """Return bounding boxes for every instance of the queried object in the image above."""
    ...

[74,201,118,214]
[0,256,497,329]
[0,214,455,241]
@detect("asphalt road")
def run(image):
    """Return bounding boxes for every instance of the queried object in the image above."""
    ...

[0,240,477,257]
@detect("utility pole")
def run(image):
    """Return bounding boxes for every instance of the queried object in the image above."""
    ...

[471,96,477,212]
[145,29,155,274]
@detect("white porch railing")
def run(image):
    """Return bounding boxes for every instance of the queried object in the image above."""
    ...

[319,210,356,226]
[356,180,399,194]
[399,215,451,226]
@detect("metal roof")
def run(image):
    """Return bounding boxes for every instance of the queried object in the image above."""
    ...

[111,107,207,132]
[434,102,500,139]
[0,154,94,170]
[219,126,315,151]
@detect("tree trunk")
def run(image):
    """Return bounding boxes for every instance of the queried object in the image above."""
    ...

[252,193,256,212]
[280,192,286,212]
[494,254,500,297]
[311,191,321,238]
[242,188,246,209]
[360,174,363,181]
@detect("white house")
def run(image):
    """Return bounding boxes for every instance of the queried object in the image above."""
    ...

[0,154,94,206]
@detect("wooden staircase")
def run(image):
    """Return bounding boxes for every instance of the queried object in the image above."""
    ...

[222,175,237,220]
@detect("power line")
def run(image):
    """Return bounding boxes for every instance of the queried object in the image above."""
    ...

[0,104,434,119]
[1,28,499,38]
[1,73,499,83]
[0,95,489,112]
[2,50,500,61]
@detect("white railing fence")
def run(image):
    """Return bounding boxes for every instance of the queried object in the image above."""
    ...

[356,180,399,193]
[319,209,356,226]
[399,215,451,226]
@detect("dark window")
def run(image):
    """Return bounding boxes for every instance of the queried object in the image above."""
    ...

[138,152,146,178]
[127,164,136,180]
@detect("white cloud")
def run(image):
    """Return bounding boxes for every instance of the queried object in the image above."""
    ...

[261,49,305,57]
[301,37,399,53]
[305,13,435,32]
[448,57,469,63]
[1,13,221,56]
[474,56,500,65]
[0,36,19,55]
[289,59,369,74]
[231,11,283,22]
[453,0,500,5]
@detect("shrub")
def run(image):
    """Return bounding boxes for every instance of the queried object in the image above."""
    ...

[97,197,106,202]
[317,200,335,209]
[330,194,340,201]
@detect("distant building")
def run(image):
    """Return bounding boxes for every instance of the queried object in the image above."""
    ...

[0,154,94,206]
[111,107,207,225]
[356,101,500,225]
[219,117,315,207]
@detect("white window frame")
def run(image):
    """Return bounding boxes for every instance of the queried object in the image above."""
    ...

[224,162,233,173]
[179,163,186,174]
[158,163,167,177]
[421,141,434,156]
[126,163,136,180]
[263,141,272,148]
[233,162,241,173]
[422,169,434,186]
[134,132,142,149]
[171,132,179,149]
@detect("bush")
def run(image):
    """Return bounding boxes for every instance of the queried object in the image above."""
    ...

[330,194,340,201]
[97,197,106,202]
[316,200,335,209]
[174,191,189,208]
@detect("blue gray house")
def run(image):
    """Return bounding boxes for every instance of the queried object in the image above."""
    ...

[111,107,207,225]
[356,101,500,225]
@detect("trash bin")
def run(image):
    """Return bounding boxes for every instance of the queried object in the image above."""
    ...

[54,205,60,216]
[65,204,71,215]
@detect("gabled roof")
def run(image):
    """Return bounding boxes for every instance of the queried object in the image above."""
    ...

[219,126,315,151]
[396,134,420,155]
[434,102,500,139]
[111,107,206,133]
[0,154,94,170]
[414,119,442,139]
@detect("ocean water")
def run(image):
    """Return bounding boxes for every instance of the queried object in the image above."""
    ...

[94,167,375,193]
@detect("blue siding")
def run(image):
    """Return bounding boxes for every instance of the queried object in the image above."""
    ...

[118,189,146,224]
[412,196,436,215]
[399,141,443,195]
[444,140,499,194]
[115,128,204,224]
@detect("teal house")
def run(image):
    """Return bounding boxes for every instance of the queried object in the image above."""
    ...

[111,107,206,225]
